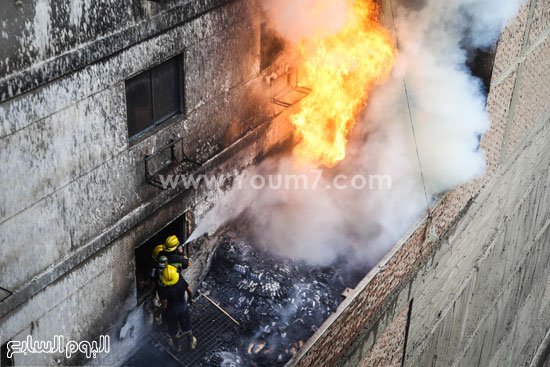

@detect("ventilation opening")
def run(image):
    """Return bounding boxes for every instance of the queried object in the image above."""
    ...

[134,212,193,303]
[466,45,496,97]
[260,22,285,71]
[1,341,14,367]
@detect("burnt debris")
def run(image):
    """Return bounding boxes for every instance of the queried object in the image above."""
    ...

[198,237,347,366]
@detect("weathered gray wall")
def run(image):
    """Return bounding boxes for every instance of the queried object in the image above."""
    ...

[0,0,236,101]
[0,0,296,365]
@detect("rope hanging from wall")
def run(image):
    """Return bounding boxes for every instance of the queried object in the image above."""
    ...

[388,0,431,214]
[388,0,438,242]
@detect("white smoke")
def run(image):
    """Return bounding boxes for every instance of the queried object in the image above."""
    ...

[262,0,349,43]
[189,0,520,266]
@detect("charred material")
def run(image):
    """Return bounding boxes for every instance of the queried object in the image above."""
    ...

[198,237,347,366]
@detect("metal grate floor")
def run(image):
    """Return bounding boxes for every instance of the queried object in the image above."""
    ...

[151,294,239,366]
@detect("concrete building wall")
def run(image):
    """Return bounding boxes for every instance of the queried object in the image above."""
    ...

[0,0,296,365]
[289,0,550,365]
[404,121,549,367]
[0,0,239,101]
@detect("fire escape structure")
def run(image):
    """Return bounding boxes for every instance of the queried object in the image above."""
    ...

[144,138,201,190]
[269,67,311,108]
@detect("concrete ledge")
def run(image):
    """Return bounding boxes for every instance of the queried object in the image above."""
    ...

[0,0,233,103]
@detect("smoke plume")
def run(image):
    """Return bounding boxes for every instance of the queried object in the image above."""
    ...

[190,0,519,268]
[262,0,349,43]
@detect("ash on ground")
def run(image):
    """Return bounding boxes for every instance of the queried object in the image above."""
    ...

[199,236,348,366]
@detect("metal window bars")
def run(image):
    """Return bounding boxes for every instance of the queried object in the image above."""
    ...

[270,67,311,108]
[144,138,201,190]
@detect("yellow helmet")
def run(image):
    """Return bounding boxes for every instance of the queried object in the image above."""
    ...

[161,265,179,286]
[164,235,180,252]
[151,244,164,260]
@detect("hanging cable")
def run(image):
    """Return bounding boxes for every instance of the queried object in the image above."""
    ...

[389,0,431,217]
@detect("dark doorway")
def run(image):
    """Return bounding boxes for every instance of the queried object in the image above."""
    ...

[1,341,14,367]
[466,45,497,97]
[260,22,285,71]
[134,212,192,302]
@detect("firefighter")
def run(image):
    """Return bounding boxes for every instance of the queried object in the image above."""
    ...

[149,246,168,326]
[150,244,165,279]
[156,265,197,351]
[158,235,190,274]
[137,244,165,290]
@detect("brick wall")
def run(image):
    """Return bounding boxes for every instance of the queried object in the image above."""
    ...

[358,304,410,367]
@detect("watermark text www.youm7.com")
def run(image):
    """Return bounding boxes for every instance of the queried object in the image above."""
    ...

[158,169,392,191]
[6,335,110,359]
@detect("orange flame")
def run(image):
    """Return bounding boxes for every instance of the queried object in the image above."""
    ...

[291,0,396,167]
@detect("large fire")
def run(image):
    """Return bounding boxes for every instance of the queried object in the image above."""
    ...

[291,0,396,167]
